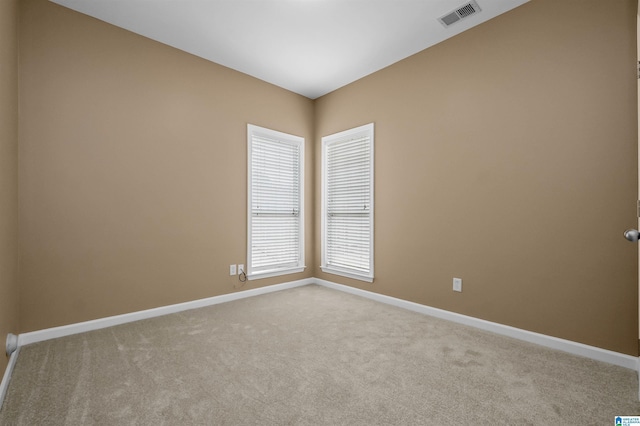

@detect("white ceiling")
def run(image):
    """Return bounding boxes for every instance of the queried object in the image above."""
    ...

[50,0,529,99]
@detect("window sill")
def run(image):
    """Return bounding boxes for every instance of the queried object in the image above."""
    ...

[320,266,373,283]
[247,266,306,281]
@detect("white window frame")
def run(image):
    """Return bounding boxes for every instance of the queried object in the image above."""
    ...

[321,123,374,282]
[247,124,305,280]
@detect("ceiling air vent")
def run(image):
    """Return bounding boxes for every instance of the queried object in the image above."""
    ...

[438,0,481,27]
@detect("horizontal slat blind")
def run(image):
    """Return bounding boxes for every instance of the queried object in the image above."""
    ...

[249,130,302,273]
[325,131,373,276]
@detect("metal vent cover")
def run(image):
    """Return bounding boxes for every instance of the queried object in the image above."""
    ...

[438,0,481,27]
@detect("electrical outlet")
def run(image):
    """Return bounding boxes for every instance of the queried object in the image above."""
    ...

[230,264,236,276]
[238,264,244,274]
[453,277,462,292]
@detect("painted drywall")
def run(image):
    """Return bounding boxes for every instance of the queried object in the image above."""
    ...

[315,0,639,355]
[0,0,20,376]
[18,0,315,332]
[16,0,639,357]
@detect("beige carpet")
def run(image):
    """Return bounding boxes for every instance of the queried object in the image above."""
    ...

[0,284,639,425]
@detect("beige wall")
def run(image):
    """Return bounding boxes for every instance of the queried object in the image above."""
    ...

[14,0,639,357]
[0,0,20,377]
[315,0,639,355]
[18,0,314,332]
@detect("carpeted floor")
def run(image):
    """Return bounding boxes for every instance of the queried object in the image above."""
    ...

[0,284,639,424]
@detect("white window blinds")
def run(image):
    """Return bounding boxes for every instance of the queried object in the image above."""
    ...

[247,125,304,279]
[322,123,374,282]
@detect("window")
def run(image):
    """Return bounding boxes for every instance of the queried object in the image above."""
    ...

[321,123,374,282]
[247,124,305,280]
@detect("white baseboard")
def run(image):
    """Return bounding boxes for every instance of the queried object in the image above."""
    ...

[6,276,637,378]
[0,348,20,411]
[314,278,639,371]
[18,278,313,347]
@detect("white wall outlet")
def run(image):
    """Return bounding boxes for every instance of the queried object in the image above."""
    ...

[453,277,462,292]
[238,264,244,274]
[230,264,237,276]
